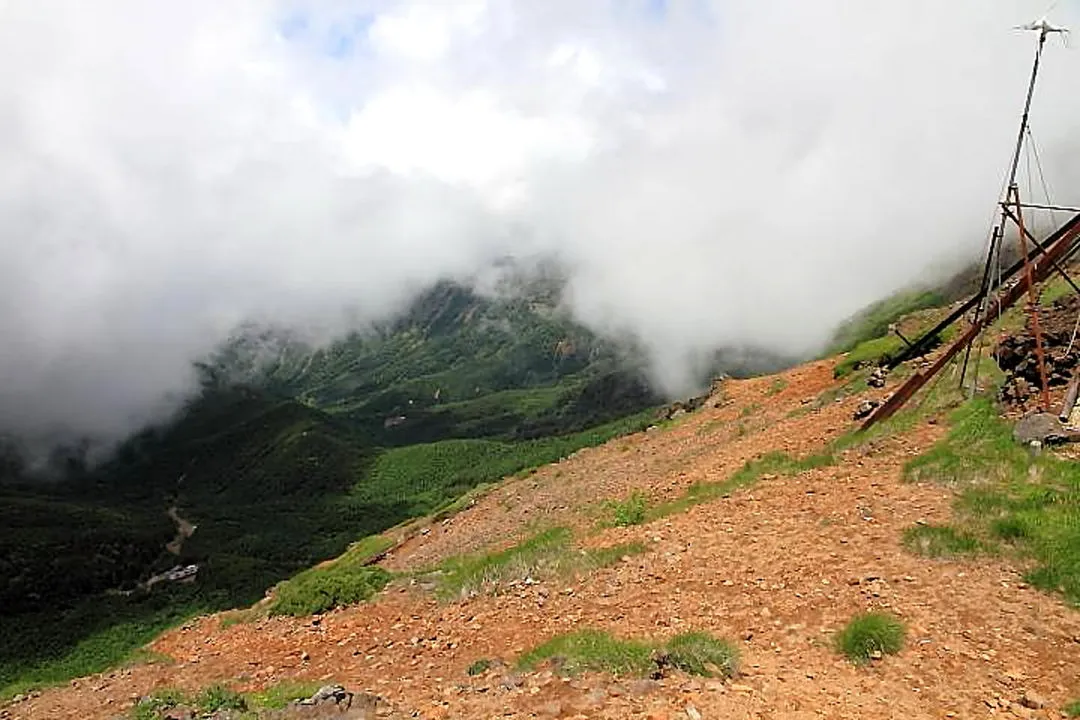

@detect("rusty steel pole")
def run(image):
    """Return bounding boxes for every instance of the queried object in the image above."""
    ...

[1008,185,1051,411]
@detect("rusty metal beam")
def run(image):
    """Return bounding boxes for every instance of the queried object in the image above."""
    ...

[1000,204,1080,297]
[861,213,1080,431]
[1059,373,1080,424]
[887,210,1080,369]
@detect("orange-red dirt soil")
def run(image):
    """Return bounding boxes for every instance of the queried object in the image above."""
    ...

[6,359,1079,719]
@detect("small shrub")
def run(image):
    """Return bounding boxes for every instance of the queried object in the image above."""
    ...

[902,524,982,558]
[739,403,761,418]
[269,565,392,617]
[766,378,788,395]
[835,612,906,665]
[130,688,188,720]
[1065,699,1080,718]
[196,684,247,713]
[665,632,739,678]
[605,493,648,527]
[247,680,321,710]
[518,629,654,676]
[467,658,493,676]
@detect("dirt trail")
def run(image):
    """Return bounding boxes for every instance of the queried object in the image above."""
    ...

[164,506,196,557]
[8,360,1080,719]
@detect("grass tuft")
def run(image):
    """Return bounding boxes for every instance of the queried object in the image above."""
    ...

[195,684,247,713]
[1065,699,1080,717]
[518,629,739,679]
[268,565,392,617]
[902,524,983,558]
[467,658,494,676]
[518,629,655,676]
[245,680,321,710]
[604,492,649,527]
[835,612,906,665]
[432,528,644,600]
[664,632,740,678]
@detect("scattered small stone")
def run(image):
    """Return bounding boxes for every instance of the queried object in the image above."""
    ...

[500,674,524,690]
[1019,690,1046,709]
[685,704,703,720]
[853,399,880,420]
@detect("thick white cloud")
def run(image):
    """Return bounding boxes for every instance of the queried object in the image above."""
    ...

[1,0,1078,444]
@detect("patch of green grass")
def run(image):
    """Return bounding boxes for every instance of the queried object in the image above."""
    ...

[664,632,740,678]
[901,395,1080,604]
[1040,275,1076,306]
[518,629,655,676]
[359,411,656,518]
[518,629,739,679]
[196,684,247,713]
[833,336,904,379]
[431,528,644,600]
[1064,699,1080,717]
[467,658,494,676]
[696,418,728,436]
[1,593,207,702]
[650,450,833,521]
[766,378,789,396]
[739,403,761,418]
[834,612,906,665]
[265,531,397,617]
[431,483,495,522]
[130,687,189,720]
[827,289,946,357]
[268,564,392,617]
[603,492,649,527]
[902,524,983,558]
[585,541,646,568]
[131,680,320,719]
[245,680,322,710]
[335,534,396,566]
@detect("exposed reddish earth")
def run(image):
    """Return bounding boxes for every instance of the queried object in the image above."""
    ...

[6,359,1080,719]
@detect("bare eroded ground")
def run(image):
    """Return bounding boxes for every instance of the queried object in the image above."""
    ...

[7,360,1080,719]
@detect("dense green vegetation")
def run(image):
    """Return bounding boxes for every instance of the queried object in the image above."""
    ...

[517,629,739,678]
[359,410,655,517]
[903,397,1080,604]
[834,612,907,665]
[825,286,956,378]
[0,281,665,699]
[826,289,947,357]
[208,281,661,446]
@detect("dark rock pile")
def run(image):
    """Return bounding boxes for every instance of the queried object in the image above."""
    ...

[996,294,1080,408]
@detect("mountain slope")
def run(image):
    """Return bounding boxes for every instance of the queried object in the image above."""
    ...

[14,345,1080,720]
[0,280,667,698]
[209,280,661,446]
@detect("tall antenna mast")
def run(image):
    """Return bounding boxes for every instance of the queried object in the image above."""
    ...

[961,11,1071,410]
[859,10,1080,432]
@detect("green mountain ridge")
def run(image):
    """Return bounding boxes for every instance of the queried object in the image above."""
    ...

[0,279,666,697]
